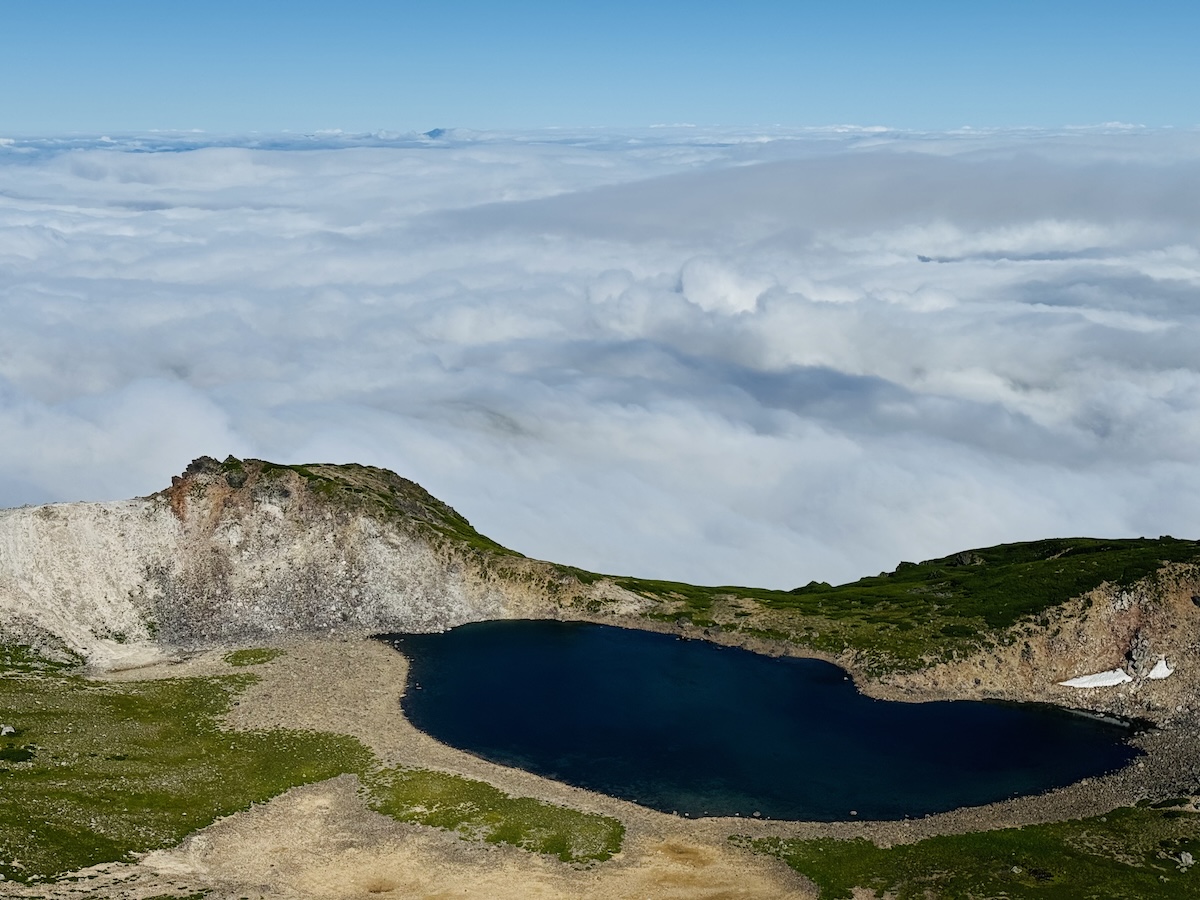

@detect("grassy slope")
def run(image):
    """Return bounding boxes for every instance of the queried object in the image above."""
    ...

[0,647,622,882]
[365,767,624,862]
[741,802,1200,899]
[0,667,370,881]
[611,536,1200,671]
[217,456,519,556]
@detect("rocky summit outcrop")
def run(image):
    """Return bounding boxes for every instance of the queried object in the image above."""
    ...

[0,456,646,665]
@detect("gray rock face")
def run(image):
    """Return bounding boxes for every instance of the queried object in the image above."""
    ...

[0,498,178,655]
[0,458,580,662]
[150,474,511,643]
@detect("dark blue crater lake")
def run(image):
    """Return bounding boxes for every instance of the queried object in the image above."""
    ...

[383,620,1140,821]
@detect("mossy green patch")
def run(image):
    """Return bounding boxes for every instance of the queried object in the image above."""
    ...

[777,537,1200,629]
[0,651,625,882]
[237,457,520,558]
[0,744,35,762]
[1,644,79,676]
[224,648,285,667]
[0,669,372,883]
[363,767,625,862]
[738,803,1200,899]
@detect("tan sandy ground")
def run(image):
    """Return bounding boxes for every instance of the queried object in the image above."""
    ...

[139,775,815,900]
[7,635,1193,899]
[3,639,814,899]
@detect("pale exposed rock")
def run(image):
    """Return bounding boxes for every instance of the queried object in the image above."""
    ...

[1126,628,1155,675]
[0,458,663,669]
[85,639,177,673]
[1112,590,1135,612]
[0,458,609,658]
[0,499,178,655]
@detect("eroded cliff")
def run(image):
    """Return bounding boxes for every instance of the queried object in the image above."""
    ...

[879,562,1200,724]
[0,456,645,663]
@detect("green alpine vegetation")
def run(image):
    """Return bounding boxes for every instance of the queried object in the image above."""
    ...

[737,800,1200,899]
[0,649,625,883]
[212,456,519,557]
[611,536,1200,671]
[364,767,625,863]
[224,647,286,667]
[0,666,371,883]
[0,644,80,676]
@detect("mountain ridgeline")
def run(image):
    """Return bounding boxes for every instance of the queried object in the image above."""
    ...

[1,456,1198,722]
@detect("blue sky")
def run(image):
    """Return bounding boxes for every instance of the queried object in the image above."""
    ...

[3,1,1198,133]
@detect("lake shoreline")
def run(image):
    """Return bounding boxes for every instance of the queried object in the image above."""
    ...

[386,619,1141,822]
[204,631,1200,842]
[8,629,1196,899]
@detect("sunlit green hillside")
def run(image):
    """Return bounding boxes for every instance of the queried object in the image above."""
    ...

[606,536,1200,670]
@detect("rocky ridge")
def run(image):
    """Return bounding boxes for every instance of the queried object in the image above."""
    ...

[1,455,1198,729]
[0,456,647,666]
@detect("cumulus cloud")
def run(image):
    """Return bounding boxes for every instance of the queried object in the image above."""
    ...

[1,126,1198,588]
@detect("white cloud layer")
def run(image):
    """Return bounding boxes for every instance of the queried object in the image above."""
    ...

[1,126,1198,588]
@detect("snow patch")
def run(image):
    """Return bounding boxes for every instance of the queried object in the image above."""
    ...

[1058,668,1133,688]
[1147,658,1174,680]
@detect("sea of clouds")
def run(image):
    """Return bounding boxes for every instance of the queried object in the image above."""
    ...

[1,126,1197,587]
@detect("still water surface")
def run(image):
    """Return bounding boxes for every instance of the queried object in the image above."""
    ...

[384,620,1139,820]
